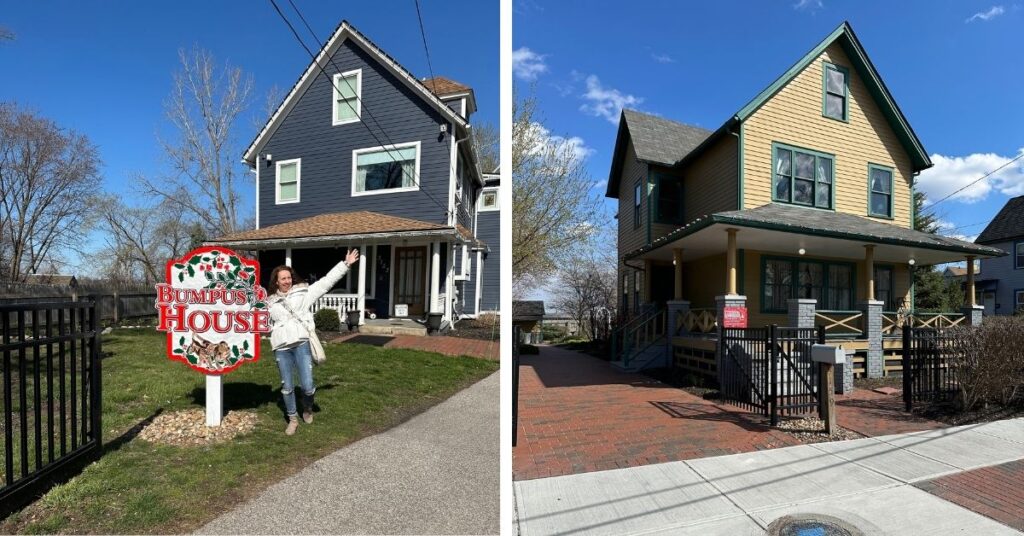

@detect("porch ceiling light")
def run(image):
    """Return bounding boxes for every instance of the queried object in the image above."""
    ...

[798,248,806,255]
[909,259,916,266]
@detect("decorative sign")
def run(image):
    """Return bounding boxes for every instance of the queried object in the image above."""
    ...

[156,246,270,375]
[395,304,409,317]
[722,306,748,328]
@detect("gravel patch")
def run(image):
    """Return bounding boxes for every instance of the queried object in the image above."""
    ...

[776,416,863,444]
[138,408,258,446]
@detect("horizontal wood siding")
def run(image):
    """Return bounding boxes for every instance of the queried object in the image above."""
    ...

[980,241,1019,315]
[259,39,453,228]
[680,134,739,218]
[477,211,500,312]
[617,139,649,305]
[742,43,913,228]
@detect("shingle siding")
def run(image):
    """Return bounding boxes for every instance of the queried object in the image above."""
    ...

[258,39,453,228]
[980,241,1023,315]
[478,210,500,312]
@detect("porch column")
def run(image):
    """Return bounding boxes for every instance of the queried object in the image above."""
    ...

[962,256,984,326]
[285,248,292,267]
[446,243,455,325]
[788,299,817,329]
[864,245,875,301]
[673,248,683,300]
[726,228,738,295]
[357,244,367,325]
[430,241,441,314]
[860,244,882,377]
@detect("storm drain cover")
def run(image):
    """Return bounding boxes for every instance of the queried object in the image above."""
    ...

[766,514,863,536]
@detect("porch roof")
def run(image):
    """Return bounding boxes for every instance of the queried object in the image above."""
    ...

[626,204,1006,265]
[206,211,481,250]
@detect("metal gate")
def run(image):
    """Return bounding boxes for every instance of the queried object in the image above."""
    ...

[902,326,957,411]
[720,325,824,425]
[1,300,102,517]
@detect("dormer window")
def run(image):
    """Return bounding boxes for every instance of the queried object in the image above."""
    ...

[823,62,848,121]
[333,69,361,125]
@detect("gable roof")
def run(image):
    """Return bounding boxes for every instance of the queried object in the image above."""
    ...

[606,110,712,197]
[605,21,932,200]
[243,20,470,165]
[976,195,1024,245]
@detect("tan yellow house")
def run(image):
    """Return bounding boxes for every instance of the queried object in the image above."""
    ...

[606,22,1004,378]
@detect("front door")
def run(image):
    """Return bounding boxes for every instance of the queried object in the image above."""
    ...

[394,246,428,317]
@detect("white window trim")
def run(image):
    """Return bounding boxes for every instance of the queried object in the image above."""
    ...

[332,69,362,126]
[478,186,499,212]
[275,158,301,205]
[455,244,470,281]
[351,141,421,197]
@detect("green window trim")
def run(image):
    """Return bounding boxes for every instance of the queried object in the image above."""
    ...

[771,142,835,211]
[759,254,857,314]
[822,61,849,122]
[652,173,685,225]
[868,162,895,219]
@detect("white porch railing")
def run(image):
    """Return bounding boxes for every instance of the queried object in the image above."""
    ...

[312,293,360,321]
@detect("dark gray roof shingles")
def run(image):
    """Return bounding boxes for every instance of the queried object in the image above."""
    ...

[512,300,545,321]
[622,109,713,166]
[976,196,1024,245]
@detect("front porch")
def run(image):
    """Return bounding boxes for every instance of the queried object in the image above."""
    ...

[620,204,1004,380]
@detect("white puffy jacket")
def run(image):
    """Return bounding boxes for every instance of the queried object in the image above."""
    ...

[268,260,350,350]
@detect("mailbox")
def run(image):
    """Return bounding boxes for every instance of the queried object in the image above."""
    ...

[811,344,845,365]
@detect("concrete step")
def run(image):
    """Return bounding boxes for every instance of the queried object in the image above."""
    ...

[359,321,428,337]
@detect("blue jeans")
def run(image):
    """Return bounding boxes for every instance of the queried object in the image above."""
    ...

[274,341,315,417]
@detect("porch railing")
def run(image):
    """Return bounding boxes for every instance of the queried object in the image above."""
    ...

[621,308,666,369]
[815,310,863,339]
[911,312,964,329]
[679,308,717,336]
[312,293,360,320]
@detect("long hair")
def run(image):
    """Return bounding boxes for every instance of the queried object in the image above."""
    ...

[267,265,305,295]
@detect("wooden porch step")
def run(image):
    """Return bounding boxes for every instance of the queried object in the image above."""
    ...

[359,320,428,337]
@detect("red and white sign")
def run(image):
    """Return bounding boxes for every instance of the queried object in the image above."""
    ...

[155,246,270,375]
[722,306,748,328]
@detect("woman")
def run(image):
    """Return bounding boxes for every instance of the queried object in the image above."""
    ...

[267,248,360,435]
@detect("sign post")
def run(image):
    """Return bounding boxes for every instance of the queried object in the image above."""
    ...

[155,246,270,427]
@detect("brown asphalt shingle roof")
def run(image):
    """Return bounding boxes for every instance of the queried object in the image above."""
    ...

[209,211,449,243]
[421,76,471,96]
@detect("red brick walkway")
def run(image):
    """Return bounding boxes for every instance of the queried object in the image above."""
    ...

[513,345,946,481]
[331,333,499,360]
[915,459,1024,532]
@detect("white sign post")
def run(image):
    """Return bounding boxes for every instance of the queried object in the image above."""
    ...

[206,375,223,426]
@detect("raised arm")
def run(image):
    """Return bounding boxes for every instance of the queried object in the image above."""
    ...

[303,248,360,308]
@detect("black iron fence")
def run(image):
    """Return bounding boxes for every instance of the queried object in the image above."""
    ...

[720,325,824,425]
[902,326,958,411]
[1,300,102,517]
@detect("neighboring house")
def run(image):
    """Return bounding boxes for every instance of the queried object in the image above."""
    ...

[605,21,1003,375]
[944,263,990,314]
[473,168,500,315]
[976,196,1024,315]
[24,274,78,287]
[207,21,490,331]
[512,300,544,342]
[542,315,580,337]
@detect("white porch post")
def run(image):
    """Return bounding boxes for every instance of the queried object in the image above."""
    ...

[430,241,441,314]
[357,244,367,325]
[446,243,455,324]
[285,248,292,267]
[475,250,483,314]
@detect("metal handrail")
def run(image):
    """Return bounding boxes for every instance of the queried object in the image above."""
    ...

[621,307,667,368]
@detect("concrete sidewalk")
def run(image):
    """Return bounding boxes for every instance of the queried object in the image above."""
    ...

[515,417,1024,535]
[199,372,498,535]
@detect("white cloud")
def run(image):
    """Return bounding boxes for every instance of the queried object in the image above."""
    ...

[651,52,675,64]
[512,47,548,81]
[966,5,1005,22]
[793,0,823,10]
[915,148,1024,204]
[578,75,643,124]
[524,122,594,163]
[592,180,608,190]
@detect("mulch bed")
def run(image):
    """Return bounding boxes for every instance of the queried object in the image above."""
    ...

[450,318,499,341]
[138,409,259,446]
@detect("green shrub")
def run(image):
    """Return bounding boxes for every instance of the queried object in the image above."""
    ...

[314,308,341,332]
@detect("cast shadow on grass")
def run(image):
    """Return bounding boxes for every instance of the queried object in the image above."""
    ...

[187,382,340,422]
[104,408,164,455]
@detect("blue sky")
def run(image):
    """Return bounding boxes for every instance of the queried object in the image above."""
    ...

[513,0,1024,253]
[1,0,497,273]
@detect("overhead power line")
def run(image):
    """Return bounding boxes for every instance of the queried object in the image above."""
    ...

[413,0,437,84]
[922,152,1024,216]
[269,0,451,218]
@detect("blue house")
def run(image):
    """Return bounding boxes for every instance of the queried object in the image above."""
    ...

[208,21,493,331]
[976,195,1024,315]
[475,169,500,314]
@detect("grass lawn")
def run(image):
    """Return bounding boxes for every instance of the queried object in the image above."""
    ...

[1,328,497,534]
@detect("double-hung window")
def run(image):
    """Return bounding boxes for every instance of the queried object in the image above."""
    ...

[823,62,849,121]
[332,69,361,125]
[653,174,684,225]
[633,181,642,229]
[352,142,419,196]
[1015,290,1024,312]
[1015,242,1024,269]
[762,256,854,313]
[275,158,300,204]
[868,164,894,218]
[773,143,833,209]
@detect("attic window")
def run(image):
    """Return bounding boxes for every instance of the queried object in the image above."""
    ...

[333,69,361,125]
[823,62,848,121]
[479,187,499,212]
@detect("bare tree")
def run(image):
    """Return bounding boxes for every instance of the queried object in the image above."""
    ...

[140,46,253,238]
[548,252,617,341]
[0,103,101,282]
[471,121,499,173]
[97,194,194,284]
[512,90,604,294]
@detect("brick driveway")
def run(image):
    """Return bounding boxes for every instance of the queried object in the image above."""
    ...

[513,344,944,481]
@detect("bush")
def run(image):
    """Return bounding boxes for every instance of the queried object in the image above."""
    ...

[948,317,1024,411]
[313,308,341,332]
